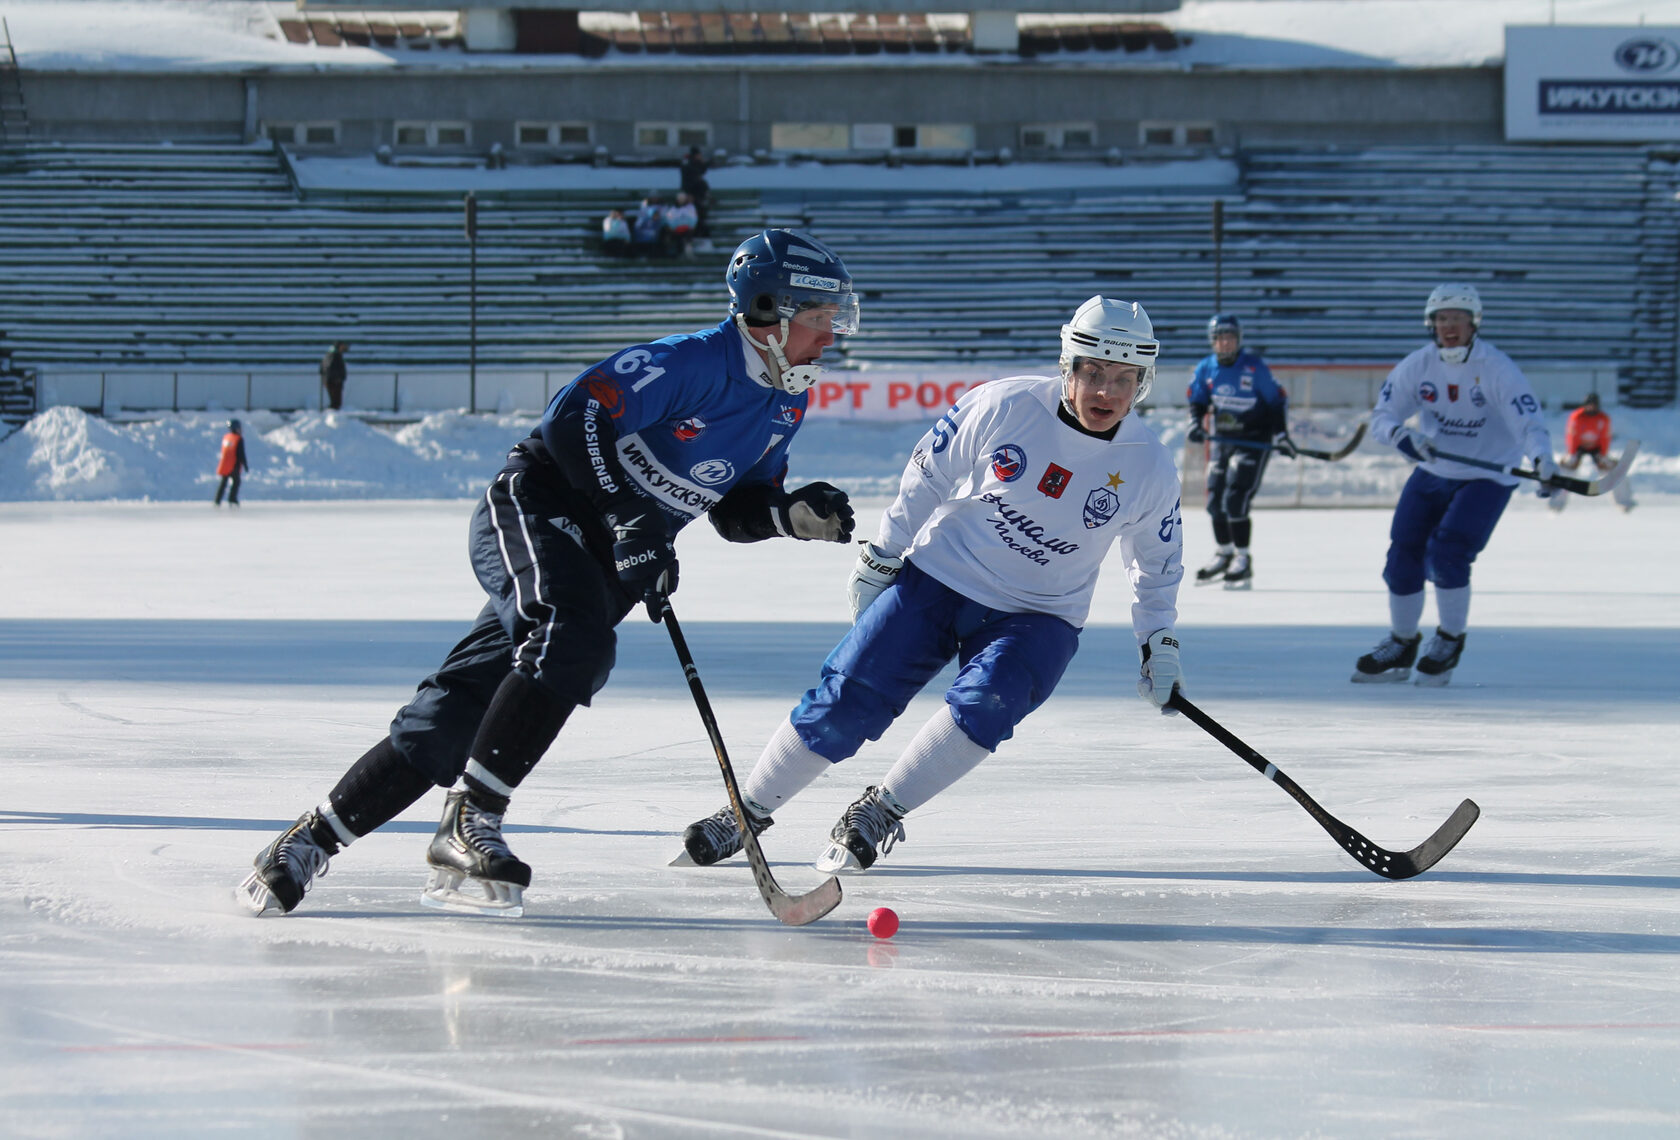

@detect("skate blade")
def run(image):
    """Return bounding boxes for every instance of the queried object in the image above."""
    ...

[1414,669,1454,688]
[1222,578,1252,591]
[420,867,525,917]
[235,870,285,916]
[668,849,699,867]
[813,842,868,875]
[1193,575,1226,587]
[1350,669,1411,684]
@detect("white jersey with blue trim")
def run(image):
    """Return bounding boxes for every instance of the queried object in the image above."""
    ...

[1371,337,1553,486]
[874,376,1183,637]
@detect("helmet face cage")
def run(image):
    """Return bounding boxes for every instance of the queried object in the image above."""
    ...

[727,229,860,335]
[1060,296,1159,404]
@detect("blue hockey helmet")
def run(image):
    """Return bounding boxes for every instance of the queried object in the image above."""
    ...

[228,418,241,432]
[726,229,859,335]
[1206,312,1242,346]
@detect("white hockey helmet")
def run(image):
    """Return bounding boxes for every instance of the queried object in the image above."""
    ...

[1060,295,1159,402]
[1423,283,1483,330]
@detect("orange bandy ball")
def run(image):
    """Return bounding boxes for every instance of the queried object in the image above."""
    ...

[867,906,899,939]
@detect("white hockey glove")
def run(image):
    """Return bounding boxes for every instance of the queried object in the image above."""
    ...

[1395,427,1435,463]
[1531,452,1558,498]
[847,541,903,621]
[1137,630,1183,716]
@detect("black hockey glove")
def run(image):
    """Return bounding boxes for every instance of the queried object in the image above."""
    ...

[1272,432,1299,460]
[1186,423,1207,445]
[611,513,678,621]
[778,481,855,543]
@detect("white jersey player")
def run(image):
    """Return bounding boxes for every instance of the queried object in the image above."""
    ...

[1354,283,1555,686]
[680,296,1186,872]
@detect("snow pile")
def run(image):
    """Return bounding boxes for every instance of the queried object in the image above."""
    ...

[1,403,1676,503]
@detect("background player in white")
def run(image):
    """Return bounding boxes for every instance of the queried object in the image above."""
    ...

[680,296,1185,872]
[1353,283,1554,686]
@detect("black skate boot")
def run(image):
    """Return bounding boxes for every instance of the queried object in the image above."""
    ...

[1351,631,1422,683]
[421,789,531,917]
[814,786,907,873]
[1222,551,1253,591]
[1195,551,1233,586]
[1413,628,1466,687]
[674,804,773,867]
[237,811,339,916]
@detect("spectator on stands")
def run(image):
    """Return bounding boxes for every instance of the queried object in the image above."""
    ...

[601,208,631,257]
[631,196,669,257]
[213,418,250,507]
[321,342,349,411]
[665,192,699,258]
[680,146,711,236]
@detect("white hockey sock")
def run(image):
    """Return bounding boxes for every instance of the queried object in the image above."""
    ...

[1434,585,1470,637]
[1388,590,1426,639]
[878,705,992,814]
[740,719,833,817]
[316,800,358,848]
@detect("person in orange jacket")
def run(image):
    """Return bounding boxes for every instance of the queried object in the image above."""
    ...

[213,418,250,507]
[1552,393,1634,512]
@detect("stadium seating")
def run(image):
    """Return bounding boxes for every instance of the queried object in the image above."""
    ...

[0,140,1675,409]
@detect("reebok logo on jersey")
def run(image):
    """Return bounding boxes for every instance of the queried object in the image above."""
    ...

[990,444,1028,483]
[1038,463,1072,498]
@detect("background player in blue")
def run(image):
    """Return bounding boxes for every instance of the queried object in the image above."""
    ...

[678,296,1184,874]
[1353,283,1554,686]
[1185,314,1294,589]
[237,229,862,917]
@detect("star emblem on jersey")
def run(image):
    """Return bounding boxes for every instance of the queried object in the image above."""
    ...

[1106,472,1124,489]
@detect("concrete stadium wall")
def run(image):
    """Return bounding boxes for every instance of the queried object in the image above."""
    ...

[17,65,1504,152]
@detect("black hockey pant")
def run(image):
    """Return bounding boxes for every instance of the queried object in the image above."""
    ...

[389,455,635,786]
[1205,443,1271,546]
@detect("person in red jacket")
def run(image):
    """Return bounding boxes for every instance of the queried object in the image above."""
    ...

[1553,393,1634,512]
[213,418,249,507]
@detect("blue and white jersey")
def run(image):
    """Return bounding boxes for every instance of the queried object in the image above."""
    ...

[1371,338,1552,486]
[1186,350,1287,440]
[537,318,806,532]
[874,377,1183,636]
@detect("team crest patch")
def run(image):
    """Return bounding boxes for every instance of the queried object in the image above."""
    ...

[1037,463,1072,499]
[1470,386,1487,407]
[1083,487,1119,529]
[689,458,735,486]
[991,444,1028,483]
[776,406,803,427]
[584,374,624,417]
[673,416,706,442]
[1447,384,1460,402]
[1420,382,1438,403]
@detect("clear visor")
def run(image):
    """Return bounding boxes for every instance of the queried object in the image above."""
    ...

[782,293,861,336]
[1068,357,1143,387]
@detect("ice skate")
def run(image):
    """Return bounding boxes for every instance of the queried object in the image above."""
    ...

[671,803,773,867]
[814,786,906,874]
[421,789,530,917]
[1222,551,1253,591]
[1351,632,1422,683]
[237,811,337,916]
[1413,628,1466,687]
[1195,551,1233,586]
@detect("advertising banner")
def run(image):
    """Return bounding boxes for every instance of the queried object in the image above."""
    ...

[1507,25,1680,141]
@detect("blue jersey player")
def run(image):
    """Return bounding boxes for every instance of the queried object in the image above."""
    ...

[238,229,862,917]
[1185,314,1294,589]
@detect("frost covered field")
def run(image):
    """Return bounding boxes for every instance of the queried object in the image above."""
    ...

[1,405,1678,1138]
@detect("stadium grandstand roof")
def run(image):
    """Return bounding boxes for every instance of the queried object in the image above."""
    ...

[0,1,1670,72]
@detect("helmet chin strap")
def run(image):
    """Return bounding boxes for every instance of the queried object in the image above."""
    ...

[737,314,823,395]
[1436,333,1474,364]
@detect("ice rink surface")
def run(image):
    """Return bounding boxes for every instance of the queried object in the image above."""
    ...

[3,494,1678,1138]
